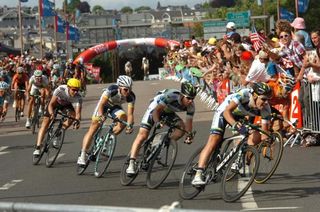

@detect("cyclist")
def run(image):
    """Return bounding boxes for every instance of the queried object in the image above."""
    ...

[0,81,10,121]
[50,64,61,90]
[11,66,28,113]
[126,82,197,175]
[33,78,82,157]
[77,75,135,166]
[191,82,272,186]
[25,70,50,128]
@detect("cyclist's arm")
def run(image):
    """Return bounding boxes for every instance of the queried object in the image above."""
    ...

[223,100,238,127]
[261,122,269,140]
[98,95,109,117]
[127,104,134,126]
[74,105,81,121]
[152,104,166,123]
[185,117,193,133]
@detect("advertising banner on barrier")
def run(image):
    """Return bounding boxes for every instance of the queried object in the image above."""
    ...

[290,83,303,128]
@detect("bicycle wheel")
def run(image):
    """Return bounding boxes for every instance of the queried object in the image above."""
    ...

[146,138,178,189]
[94,134,117,178]
[45,126,65,168]
[15,107,20,122]
[31,103,40,134]
[221,145,259,202]
[255,132,283,184]
[32,134,50,165]
[179,146,204,200]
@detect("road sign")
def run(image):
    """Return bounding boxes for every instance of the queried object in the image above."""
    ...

[226,11,250,27]
[203,20,228,39]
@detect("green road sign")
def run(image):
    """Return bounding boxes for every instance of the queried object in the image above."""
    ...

[226,11,250,27]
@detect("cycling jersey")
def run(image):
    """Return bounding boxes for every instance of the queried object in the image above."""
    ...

[12,73,28,87]
[210,88,271,135]
[29,75,49,88]
[0,94,10,107]
[53,85,82,108]
[92,84,135,118]
[140,89,195,130]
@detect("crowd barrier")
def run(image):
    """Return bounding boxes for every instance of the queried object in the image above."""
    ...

[303,81,320,133]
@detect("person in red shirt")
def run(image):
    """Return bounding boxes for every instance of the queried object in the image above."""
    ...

[11,66,29,116]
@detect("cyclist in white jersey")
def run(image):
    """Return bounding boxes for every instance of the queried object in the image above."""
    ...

[0,81,10,121]
[126,82,197,175]
[77,75,135,166]
[25,70,50,128]
[33,78,82,157]
[192,82,273,186]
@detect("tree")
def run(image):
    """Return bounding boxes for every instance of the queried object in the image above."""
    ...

[78,1,90,13]
[120,6,133,14]
[92,5,104,14]
[210,0,235,8]
[192,22,204,38]
[135,6,151,13]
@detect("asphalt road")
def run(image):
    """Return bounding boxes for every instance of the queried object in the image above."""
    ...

[0,80,320,211]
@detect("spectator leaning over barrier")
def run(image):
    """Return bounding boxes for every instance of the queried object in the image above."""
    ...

[291,17,313,50]
[243,50,270,86]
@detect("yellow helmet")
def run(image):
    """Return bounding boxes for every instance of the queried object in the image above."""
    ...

[208,37,217,45]
[67,78,81,88]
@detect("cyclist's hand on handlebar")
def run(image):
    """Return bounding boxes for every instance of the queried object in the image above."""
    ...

[125,124,134,134]
[184,131,196,144]
[232,122,248,135]
[73,119,80,129]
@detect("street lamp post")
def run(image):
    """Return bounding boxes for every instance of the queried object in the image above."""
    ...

[18,0,24,55]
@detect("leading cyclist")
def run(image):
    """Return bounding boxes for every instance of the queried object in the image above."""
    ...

[126,82,197,175]
[77,75,135,166]
[192,82,273,186]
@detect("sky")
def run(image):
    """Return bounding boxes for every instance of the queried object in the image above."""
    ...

[2,0,208,10]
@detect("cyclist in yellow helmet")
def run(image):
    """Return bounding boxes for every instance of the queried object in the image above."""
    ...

[33,78,83,157]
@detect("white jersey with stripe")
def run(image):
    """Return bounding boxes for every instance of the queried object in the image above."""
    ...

[29,75,49,88]
[52,85,82,108]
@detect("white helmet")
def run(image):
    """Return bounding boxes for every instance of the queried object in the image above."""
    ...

[226,22,236,29]
[117,75,133,88]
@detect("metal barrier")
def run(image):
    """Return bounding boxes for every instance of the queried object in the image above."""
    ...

[302,81,320,132]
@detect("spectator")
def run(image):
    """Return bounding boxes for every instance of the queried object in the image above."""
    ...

[291,17,313,50]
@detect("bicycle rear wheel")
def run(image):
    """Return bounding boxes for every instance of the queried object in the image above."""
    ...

[94,135,117,178]
[146,138,177,189]
[255,132,283,184]
[45,126,65,168]
[179,146,204,200]
[221,145,259,202]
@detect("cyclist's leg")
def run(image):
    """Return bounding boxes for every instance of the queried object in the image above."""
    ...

[33,114,51,155]
[26,95,34,128]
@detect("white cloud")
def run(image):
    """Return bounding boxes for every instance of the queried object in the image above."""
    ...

[2,0,207,10]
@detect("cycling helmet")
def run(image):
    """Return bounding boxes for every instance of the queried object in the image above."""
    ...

[252,82,272,98]
[67,78,81,88]
[0,81,9,90]
[33,70,43,77]
[181,82,197,99]
[17,66,24,73]
[117,75,133,88]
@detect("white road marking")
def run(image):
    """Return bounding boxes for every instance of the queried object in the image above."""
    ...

[0,179,23,190]
[242,207,300,211]
[0,146,9,156]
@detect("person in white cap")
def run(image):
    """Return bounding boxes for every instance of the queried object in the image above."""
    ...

[291,17,313,49]
[225,22,237,38]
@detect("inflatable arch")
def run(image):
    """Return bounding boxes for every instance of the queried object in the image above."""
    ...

[73,37,180,64]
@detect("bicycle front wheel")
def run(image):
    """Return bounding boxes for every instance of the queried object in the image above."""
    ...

[255,132,283,184]
[146,139,177,189]
[179,146,204,200]
[94,135,117,178]
[31,104,40,134]
[45,127,65,168]
[221,145,259,202]
[32,134,50,165]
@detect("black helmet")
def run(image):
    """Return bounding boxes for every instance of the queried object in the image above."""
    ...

[181,82,197,98]
[252,82,272,98]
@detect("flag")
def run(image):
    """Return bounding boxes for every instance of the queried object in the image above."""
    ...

[249,27,266,52]
[55,15,66,33]
[280,7,295,22]
[298,0,310,13]
[68,25,80,41]
[40,0,56,17]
